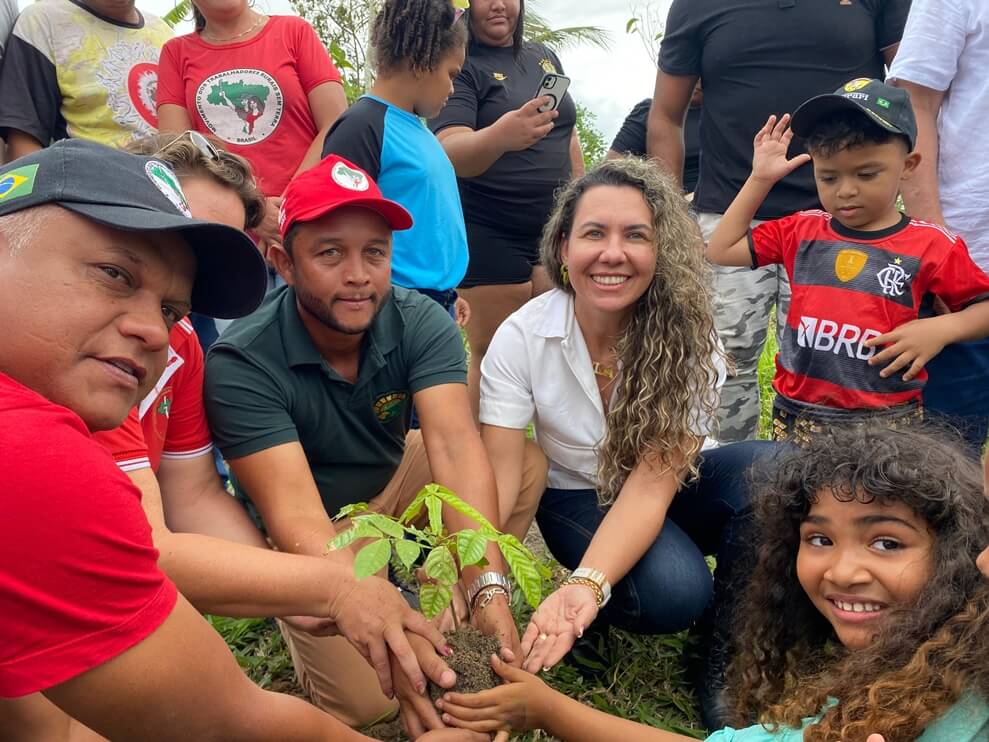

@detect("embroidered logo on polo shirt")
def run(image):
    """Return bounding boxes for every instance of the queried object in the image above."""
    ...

[876,258,911,297]
[539,58,557,74]
[145,161,192,218]
[332,162,370,192]
[374,391,408,422]
[839,0,852,5]
[492,72,506,81]
[844,79,871,93]
[0,164,39,202]
[834,249,868,282]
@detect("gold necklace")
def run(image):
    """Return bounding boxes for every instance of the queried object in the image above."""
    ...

[201,13,267,43]
[591,361,616,380]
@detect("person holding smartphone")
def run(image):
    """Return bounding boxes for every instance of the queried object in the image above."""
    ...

[429,0,582,420]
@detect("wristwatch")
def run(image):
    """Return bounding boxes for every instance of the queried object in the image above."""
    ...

[467,571,512,610]
[568,567,612,608]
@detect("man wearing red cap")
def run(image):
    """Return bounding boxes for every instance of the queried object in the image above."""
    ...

[205,155,545,732]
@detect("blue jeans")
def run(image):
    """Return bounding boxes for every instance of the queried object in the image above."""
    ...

[535,441,774,635]
[923,338,989,453]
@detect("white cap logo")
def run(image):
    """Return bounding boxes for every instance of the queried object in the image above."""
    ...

[331,161,370,192]
[145,160,192,218]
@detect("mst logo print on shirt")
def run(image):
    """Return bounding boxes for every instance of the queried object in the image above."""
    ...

[196,69,285,145]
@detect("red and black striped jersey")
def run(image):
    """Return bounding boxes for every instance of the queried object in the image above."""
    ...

[750,210,989,410]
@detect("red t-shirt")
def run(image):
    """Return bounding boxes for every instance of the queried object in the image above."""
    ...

[0,372,177,697]
[93,319,213,473]
[156,16,341,196]
[751,210,989,410]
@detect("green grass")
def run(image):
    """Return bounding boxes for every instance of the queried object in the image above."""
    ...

[211,331,781,740]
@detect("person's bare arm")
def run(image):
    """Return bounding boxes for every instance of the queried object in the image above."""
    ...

[131,465,342,617]
[157,451,269,545]
[882,43,900,68]
[569,129,585,179]
[893,80,946,225]
[43,595,372,742]
[4,129,42,162]
[437,97,558,178]
[225,441,352,562]
[646,71,697,186]
[415,384,520,658]
[295,81,348,176]
[134,462,449,698]
[519,441,699,672]
[866,301,989,382]
[157,103,194,134]
[439,653,696,741]
[479,424,528,529]
[707,115,810,267]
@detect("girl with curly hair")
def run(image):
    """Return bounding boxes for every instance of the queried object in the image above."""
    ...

[477,157,773,722]
[435,424,989,741]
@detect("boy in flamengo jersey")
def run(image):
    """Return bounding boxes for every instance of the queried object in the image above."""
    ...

[707,78,989,442]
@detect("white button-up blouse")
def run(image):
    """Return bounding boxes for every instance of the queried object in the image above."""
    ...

[480,289,726,490]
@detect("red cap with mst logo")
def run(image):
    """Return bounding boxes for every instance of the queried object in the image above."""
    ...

[278,154,413,240]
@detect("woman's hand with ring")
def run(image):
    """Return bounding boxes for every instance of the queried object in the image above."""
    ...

[520,583,599,672]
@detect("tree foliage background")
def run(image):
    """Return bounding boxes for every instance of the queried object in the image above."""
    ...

[162,0,611,168]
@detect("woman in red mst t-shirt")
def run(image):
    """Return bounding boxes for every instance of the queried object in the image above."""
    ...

[157,2,346,255]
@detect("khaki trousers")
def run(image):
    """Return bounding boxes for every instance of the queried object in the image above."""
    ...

[279,430,547,727]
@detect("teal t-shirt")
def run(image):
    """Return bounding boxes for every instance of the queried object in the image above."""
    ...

[706,693,989,741]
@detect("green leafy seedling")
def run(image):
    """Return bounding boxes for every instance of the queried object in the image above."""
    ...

[328,484,550,624]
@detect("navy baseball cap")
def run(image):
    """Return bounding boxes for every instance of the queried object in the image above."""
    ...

[0,139,268,319]
[791,78,917,151]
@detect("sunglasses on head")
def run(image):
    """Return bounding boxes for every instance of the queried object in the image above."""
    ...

[156,130,220,162]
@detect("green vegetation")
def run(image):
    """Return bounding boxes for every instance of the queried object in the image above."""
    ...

[328,484,548,621]
[210,334,779,740]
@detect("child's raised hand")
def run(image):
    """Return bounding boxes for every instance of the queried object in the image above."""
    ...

[751,114,812,184]
[864,318,948,381]
[435,654,552,734]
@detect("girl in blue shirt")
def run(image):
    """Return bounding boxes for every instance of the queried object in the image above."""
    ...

[436,425,989,741]
[321,0,470,319]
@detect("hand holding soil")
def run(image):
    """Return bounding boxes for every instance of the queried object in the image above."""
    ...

[521,583,599,672]
[437,654,553,734]
[469,592,523,669]
[394,632,458,738]
[330,574,449,699]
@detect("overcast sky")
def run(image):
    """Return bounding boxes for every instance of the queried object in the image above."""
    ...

[121,0,673,142]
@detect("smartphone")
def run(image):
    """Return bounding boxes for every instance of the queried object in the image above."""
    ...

[533,73,571,113]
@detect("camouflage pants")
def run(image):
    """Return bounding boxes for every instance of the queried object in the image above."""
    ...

[697,212,790,443]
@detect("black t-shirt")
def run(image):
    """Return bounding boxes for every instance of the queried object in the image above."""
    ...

[610,98,701,193]
[428,41,576,238]
[659,0,909,218]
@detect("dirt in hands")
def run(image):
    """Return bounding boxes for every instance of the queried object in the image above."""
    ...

[428,625,502,701]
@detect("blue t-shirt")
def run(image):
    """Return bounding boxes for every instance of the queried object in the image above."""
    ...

[322,94,468,292]
[706,693,989,741]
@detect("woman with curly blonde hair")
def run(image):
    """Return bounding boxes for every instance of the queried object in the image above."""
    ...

[478,157,771,721]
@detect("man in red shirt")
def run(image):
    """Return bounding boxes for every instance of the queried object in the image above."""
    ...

[0,140,460,741]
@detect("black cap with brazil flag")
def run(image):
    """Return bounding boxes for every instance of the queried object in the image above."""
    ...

[0,139,267,319]
[791,78,917,151]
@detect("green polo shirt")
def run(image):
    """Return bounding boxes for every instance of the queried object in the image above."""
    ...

[204,285,467,516]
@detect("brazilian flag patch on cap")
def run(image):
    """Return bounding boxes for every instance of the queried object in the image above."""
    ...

[0,164,39,202]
